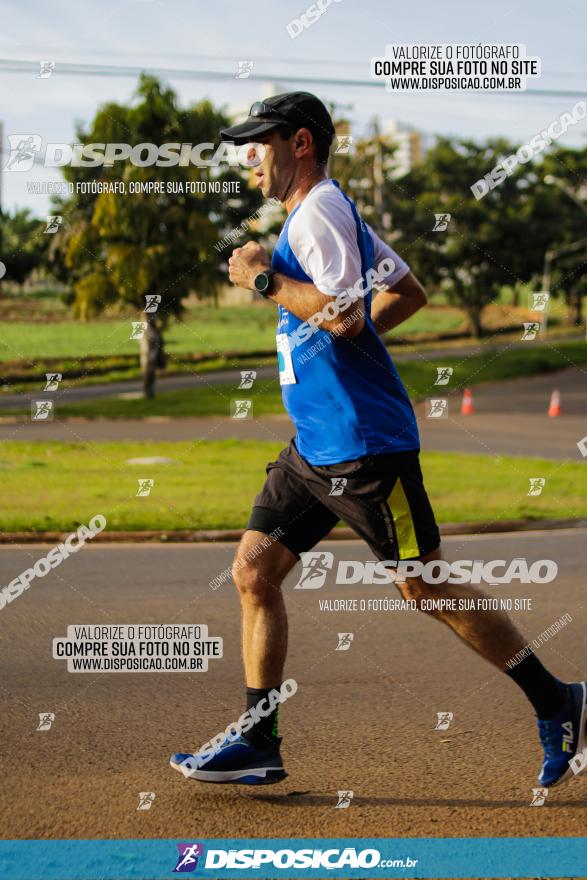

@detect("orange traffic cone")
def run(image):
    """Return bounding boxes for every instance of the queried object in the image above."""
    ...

[461,387,474,415]
[548,389,561,417]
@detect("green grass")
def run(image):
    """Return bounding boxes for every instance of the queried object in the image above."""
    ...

[22,340,587,420]
[0,303,467,365]
[0,304,278,363]
[2,353,276,394]
[387,307,465,337]
[395,339,587,398]
[0,441,584,532]
[0,303,280,364]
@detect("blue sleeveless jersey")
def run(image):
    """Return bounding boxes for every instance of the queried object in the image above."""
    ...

[271,184,419,465]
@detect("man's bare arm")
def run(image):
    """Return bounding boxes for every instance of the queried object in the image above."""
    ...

[270,274,364,337]
[370,271,427,335]
[228,241,364,338]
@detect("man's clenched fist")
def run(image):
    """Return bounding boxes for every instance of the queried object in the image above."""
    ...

[228,241,271,290]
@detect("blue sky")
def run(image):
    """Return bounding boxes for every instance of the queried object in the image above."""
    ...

[1,0,585,215]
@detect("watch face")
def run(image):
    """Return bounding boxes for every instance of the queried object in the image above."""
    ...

[255,273,269,293]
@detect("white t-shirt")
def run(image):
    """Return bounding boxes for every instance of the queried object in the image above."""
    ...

[287,178,410,296]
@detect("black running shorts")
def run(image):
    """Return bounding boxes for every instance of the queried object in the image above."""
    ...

[248,440,440,561]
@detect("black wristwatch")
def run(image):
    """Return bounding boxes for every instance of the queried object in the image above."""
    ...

[253,268,276,297]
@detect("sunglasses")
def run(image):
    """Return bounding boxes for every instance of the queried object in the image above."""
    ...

[249,100,291,124]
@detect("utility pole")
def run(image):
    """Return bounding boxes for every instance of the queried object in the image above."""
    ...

[0,120,3,217]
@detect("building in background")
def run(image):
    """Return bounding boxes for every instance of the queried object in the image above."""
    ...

[381,118,426,179]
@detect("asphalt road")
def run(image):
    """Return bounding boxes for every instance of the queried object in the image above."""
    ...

[3,368,585,460]
[0,364,279,409]
[2,335,581,410]
[1,532,585,841]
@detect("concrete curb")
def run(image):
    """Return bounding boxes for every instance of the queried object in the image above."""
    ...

[1,518,586,544]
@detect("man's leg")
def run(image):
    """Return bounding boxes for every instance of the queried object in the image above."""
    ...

[395,546,587,787]
[396,546,566,718]
[170,441,339,784]
[232,529,298,689]
[301,448,586,788]
[397,548,566,719]
[169,533,298,783]
[230,530,299,750]
[396,546,528,669]
[314,450,564,716]
[234,443,339,694]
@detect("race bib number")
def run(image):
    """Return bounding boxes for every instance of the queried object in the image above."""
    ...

[276,333,297,385]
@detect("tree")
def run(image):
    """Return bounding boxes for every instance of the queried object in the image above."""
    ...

[380,137,554,337]
[536,147,587,326]
[49,74,262,397]
[0,208,47,289]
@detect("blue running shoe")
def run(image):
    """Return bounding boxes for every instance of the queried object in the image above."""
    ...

[537,681,587,787]
[170,734,286,785]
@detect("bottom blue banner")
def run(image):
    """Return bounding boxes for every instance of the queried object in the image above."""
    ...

[0,837,585,879]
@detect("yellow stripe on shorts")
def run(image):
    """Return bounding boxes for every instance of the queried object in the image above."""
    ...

[388,477,419,560]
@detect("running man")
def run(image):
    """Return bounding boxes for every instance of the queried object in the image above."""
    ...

[171,92,586,788]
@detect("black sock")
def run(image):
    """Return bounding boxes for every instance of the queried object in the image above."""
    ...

[505,653,567,719]
[243,686,280,747]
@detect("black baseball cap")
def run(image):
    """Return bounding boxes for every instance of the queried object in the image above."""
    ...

[220,91,335,146]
